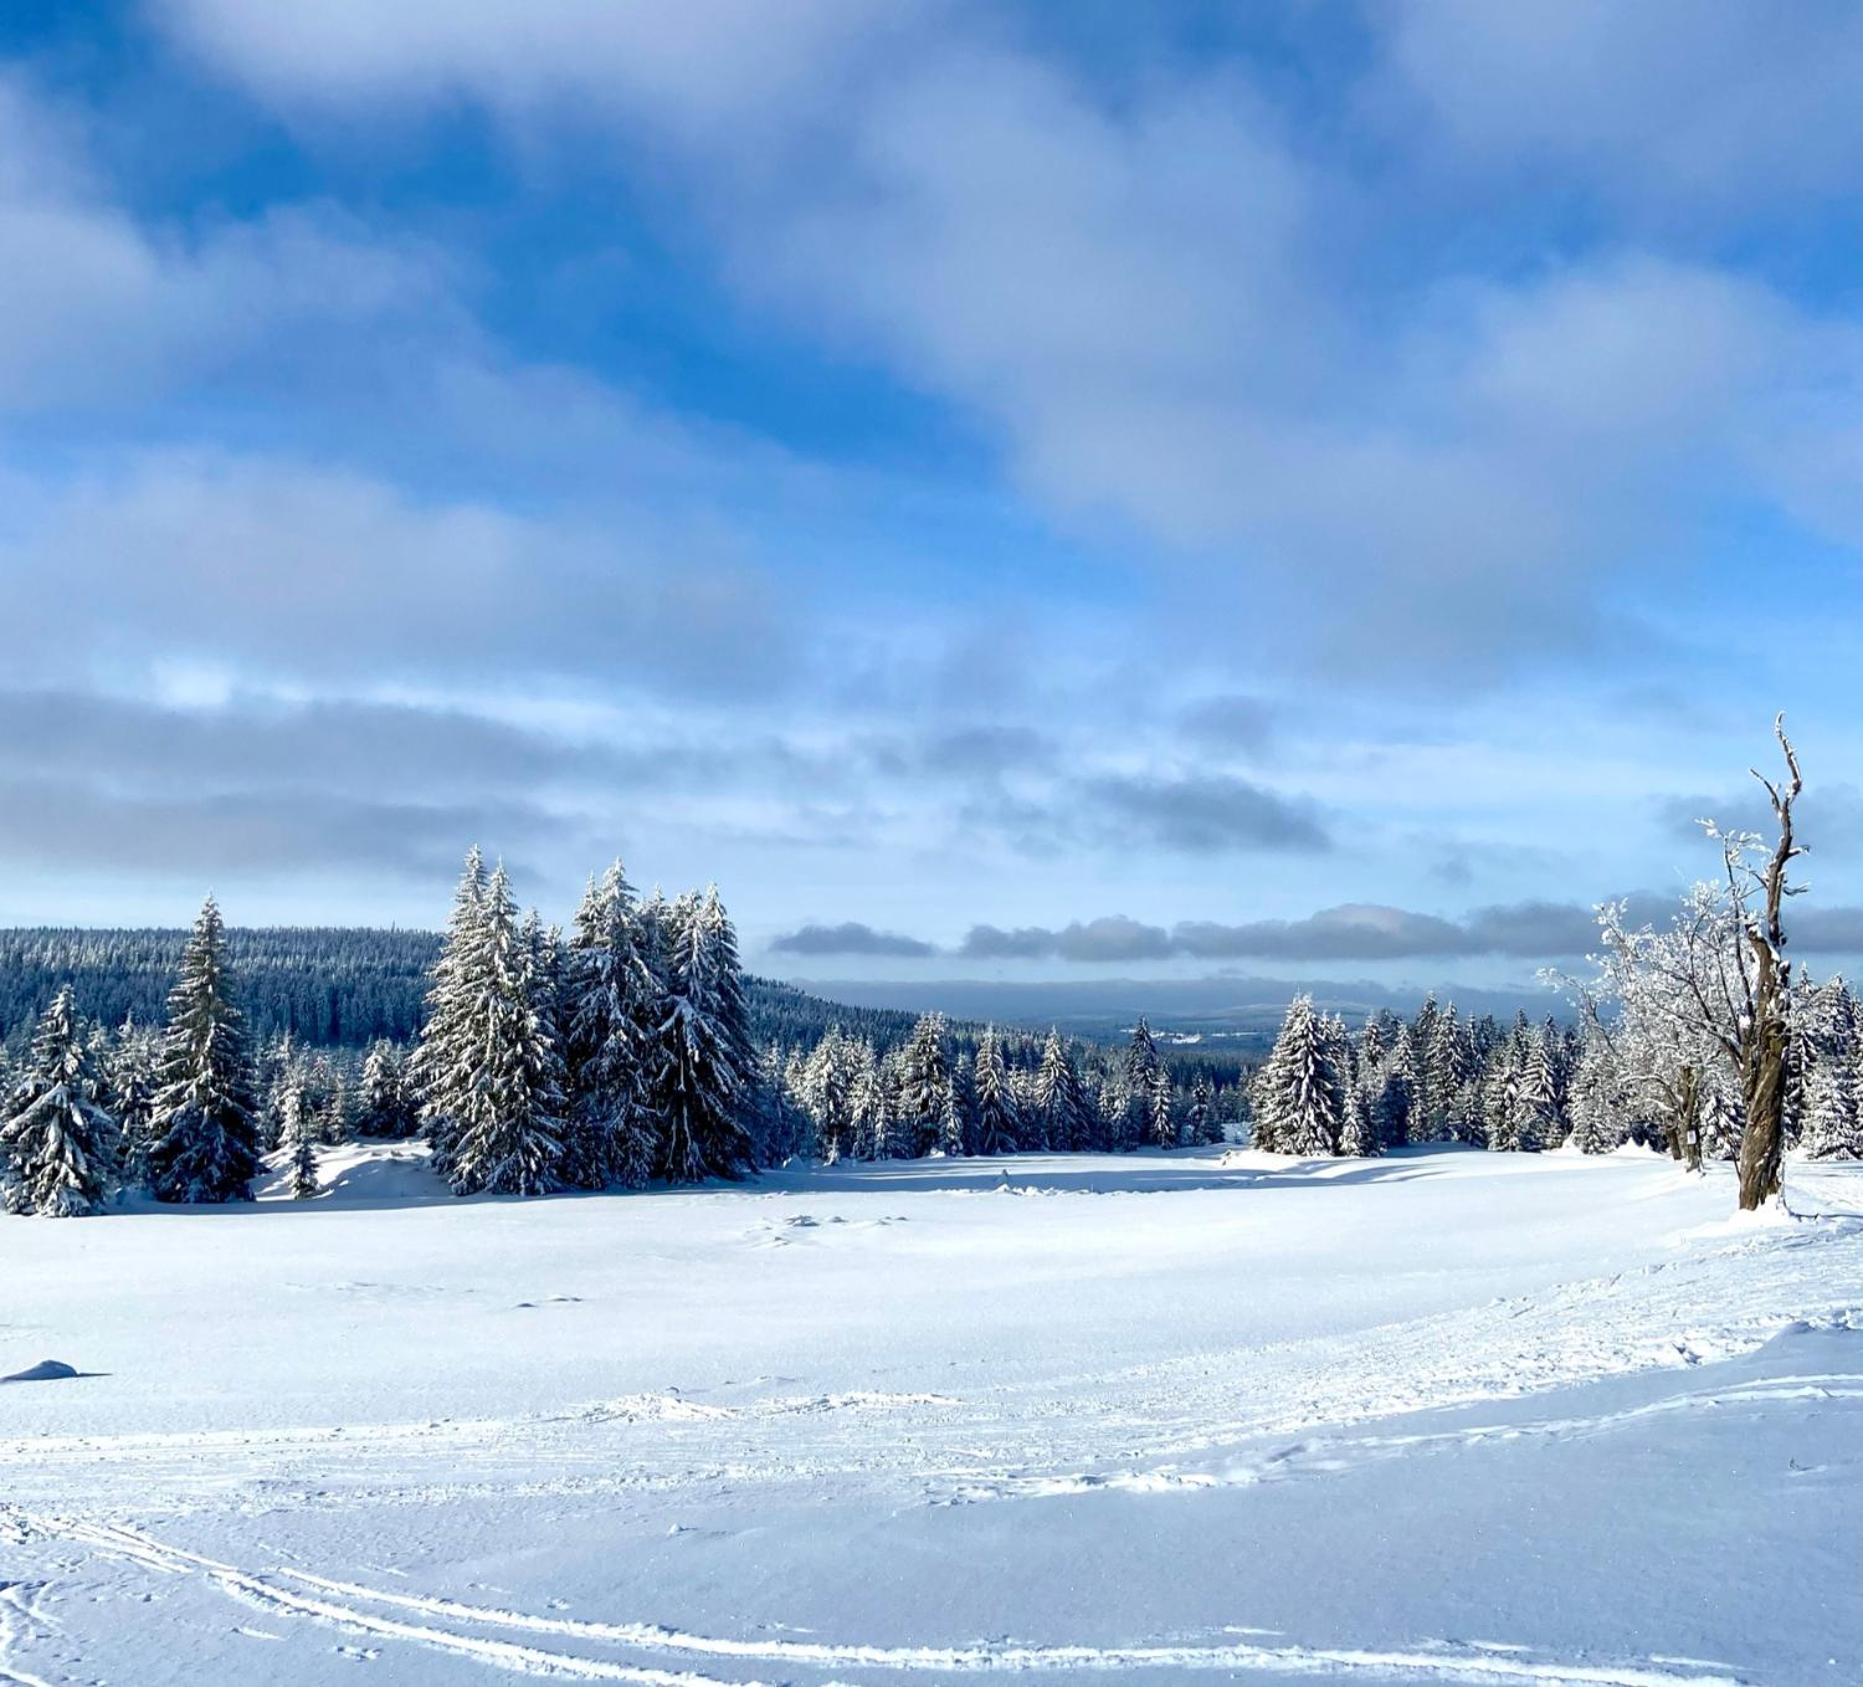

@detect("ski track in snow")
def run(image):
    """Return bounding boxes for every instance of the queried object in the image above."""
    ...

[6,1510,1750,1687]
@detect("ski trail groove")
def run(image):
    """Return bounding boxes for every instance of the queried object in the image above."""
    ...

[17,1509,1750,1687]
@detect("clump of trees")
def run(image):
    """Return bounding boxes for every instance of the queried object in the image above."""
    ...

[777,1013,1237,1162]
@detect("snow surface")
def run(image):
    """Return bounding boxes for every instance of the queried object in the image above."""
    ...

[2,1144,1860,1685]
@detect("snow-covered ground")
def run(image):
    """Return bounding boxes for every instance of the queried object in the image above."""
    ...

[2,1144,1860,1686]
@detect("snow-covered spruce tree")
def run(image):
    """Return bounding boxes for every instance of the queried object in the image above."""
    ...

[1122,1019,1162,1152]
[1,987,117,1217]
[1416,1004,1467,1143]
[356,1040,415,1139]
[281,1075,320,1200]
[1146,1062,1177,1149]
[1033,1029,1088,1152]
[650,887,756,1183]
[1371,1021,1417,1148]
[896,1012,957,1157]
[800,1026,861,1163]
[412,847,489,1180]
[319,1062,353,1145]
[1484,1032,1529,1152]
[1518,1025,1564,1151]
[1700,1070,1745,1161]
[439,866,568,1197]
[1338,1076,1380,1158]
[972,1027,1019,1155]
[849,1039,892,1160]
[103,1013,159,1191]
[1184,1068,1217,1147]
[1252,995,1343,1156]
[1566,1015,1626,1155]
[147,897,263,1204]
[563,862,659,1188]
[1804,1053,1863,1159]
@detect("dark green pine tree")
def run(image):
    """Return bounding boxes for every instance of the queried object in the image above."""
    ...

[1,986,118,1216]
[146,897,263,1204]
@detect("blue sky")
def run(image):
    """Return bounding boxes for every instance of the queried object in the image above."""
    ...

[4,1,1863,990]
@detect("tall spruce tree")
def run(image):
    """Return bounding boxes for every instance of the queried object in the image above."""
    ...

[564,862,659,1188]
[650,888,756,1182]
[413,848,489,1179]
[972,1026,1019,1155]
[146,897,262,1204]
[896,1012,957,1157]
[1122,1019,1162,1152]
[448,868,567,1196]
[103,1014,159,1191]
[1034,1029,1088,1152]
[281,1074,320,1200]
[1,986,117,1216]
[1253,995,1344,1156]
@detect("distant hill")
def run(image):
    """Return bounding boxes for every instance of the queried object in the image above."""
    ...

[785,974,1565,1056]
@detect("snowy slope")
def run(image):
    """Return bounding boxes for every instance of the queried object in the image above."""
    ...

[2,1146,1860,1685]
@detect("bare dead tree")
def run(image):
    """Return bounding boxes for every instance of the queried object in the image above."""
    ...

[1728,716,1804,1210]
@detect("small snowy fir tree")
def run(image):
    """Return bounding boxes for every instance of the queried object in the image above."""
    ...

[1,987,118,1216]
[650,887,756,1182]
[1252,995,1344,1155]
[281,1075,320,1200]
[972,1027,1019,1155]
[1803,1054,1863,1159]
[147,897,263,1204]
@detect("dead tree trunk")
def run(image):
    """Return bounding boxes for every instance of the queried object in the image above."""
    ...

[1734,719,1803,1212]
[1672,1063,1703,1172]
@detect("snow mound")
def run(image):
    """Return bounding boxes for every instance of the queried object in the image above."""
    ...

[2,1359,79,1384]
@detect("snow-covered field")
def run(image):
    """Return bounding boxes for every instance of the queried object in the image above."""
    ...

[3,1145,1860,1686]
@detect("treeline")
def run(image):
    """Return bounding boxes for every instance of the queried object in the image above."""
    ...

[0,926,438,1050]
[0,929,965,1061]
[1254,979,1863,1166]
[771,1016,1239,1162]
